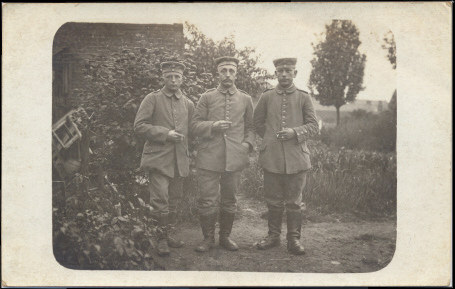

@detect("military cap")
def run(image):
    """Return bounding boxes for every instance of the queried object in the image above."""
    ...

[160,61,186,75]
[215,56,239,68]
[273,58,297,68]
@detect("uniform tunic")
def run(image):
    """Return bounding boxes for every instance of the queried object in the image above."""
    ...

[191,85,255,172]
[134,87,194,178]
[253,84,319,174]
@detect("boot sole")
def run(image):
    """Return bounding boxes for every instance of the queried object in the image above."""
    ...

[220,245,239,251]
[257,243,280,250]
[195,243,215,252]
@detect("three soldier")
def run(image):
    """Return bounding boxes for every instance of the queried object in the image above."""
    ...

[134,57,318,257]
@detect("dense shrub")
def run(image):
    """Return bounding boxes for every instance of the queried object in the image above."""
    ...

[305,142,396,215]
[241,141,397,216]
[319,109,396,152]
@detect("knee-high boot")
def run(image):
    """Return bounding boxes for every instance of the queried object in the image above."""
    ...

[286,210,305,255]
[155,214,170,256]
[194,213,216,252]
[257,206,284,250]
[219,210,239,251]
[167,212,185,248]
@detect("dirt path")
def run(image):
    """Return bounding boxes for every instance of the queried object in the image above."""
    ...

[153,195,396,273]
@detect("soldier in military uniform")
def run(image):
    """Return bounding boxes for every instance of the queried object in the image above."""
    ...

[134,61,194,256]
[190,57,255,252]
[253,58,319,255]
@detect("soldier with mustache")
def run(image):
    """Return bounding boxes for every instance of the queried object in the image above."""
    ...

[191,57,255,252]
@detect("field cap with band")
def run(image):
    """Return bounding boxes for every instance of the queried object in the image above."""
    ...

[215,56,240,68]
[160,61,186,75]
[273,58,297,68]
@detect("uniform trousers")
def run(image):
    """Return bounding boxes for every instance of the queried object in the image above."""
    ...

[196,168,241,216]
[263,169,308,213]
[148,169,183,216]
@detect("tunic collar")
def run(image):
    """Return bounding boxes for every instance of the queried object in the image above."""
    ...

[275,83,297,94]
[217,85,238,95]
[161,87,182,99]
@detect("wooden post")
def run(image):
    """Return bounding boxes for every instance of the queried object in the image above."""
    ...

[80,128,91,194]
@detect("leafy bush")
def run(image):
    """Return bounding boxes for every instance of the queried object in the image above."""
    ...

[305,142,396,215]
[53,174,162,270]
[241,141,397,216]
[319,109,396,152]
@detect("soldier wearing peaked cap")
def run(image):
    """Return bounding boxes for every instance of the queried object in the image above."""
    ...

[134,61,194,257]
[253,58,319,255]
[190,56,255,253]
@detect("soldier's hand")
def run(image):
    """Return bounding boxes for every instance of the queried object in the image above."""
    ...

[276,128,296,141]
[212,120,233,132]
[167,130,184,143]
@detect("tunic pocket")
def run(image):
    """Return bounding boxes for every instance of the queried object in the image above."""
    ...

[143,142,165,153]
[301,143,310,154]
[259,143,267,152]
[225,137,250,171]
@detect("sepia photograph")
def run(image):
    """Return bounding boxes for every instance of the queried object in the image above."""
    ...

[51,19,396,272]
[2,2,451,287]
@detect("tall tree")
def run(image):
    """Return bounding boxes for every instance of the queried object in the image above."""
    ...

[382,31,396,69]
[308,20,366,126]
[382,31,396,112]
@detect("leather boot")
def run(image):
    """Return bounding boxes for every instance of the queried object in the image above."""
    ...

[219,210,239,251]
[257,207,284,250]
[286,210,305,255]
[155,214,170,256]
[195,213,216,252]
[167,212,184,248]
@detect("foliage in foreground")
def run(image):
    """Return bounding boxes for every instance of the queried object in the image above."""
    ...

[53,141,396,270]
[317,109,397,152]
[240,140,397,216]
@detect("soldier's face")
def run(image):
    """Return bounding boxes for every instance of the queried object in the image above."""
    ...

[275,67,297,88]
[162,72,183,92]
[218,65,237,88]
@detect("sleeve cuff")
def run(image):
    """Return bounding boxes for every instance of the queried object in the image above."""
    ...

[292,127,307,143]
[156,127,171,143]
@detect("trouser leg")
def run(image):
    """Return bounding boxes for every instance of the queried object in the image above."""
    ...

[196,168,221,216]
[168,175,183,219]
[166,176,185,248]
[149,171,171,215]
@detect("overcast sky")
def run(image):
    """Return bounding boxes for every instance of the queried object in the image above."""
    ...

[144,4,397,102]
